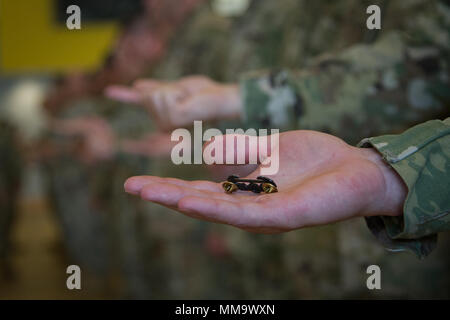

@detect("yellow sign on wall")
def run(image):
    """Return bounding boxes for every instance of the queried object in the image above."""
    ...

[0,0,119,74]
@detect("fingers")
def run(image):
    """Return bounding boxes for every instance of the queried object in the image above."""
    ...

[178,196,247,225]
[133,79,164,91]
[177,196,284,228]
[105,77,225,129]
[127,177,248,224]
[104,79,167,105]
[178,195,292,232]
[124,175,291,228]
[104,85,142,104]
[124,175,224,195]
[135,182,254,226]
[176,75,214,94]
[120,133,175,157]
[138,181,235,206]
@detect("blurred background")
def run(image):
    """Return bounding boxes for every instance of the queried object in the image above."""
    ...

[0,0,449,299]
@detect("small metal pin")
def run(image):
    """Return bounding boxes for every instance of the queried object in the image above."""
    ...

[221,175,278,194]
[222,181,238,193]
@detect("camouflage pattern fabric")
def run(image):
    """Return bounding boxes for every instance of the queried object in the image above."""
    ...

[0,121,21,276]
[41,101,114,278]
[240,0,450,140]
[241,31,449,142]
[152,0,394,82]
[360,118,450,258]
[43,144,113,275]
[41,98,154,295]
[105,102,167,298]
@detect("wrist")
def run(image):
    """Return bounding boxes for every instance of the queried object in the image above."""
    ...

[359,147,408,217]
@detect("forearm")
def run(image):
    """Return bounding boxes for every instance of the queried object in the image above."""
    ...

[358,118,450,258]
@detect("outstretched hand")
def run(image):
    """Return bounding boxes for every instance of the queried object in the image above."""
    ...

[51,116,116,164]
[105,75,242,131]
[124,131,407,233]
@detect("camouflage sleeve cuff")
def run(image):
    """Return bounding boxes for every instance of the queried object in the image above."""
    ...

[358,118,450,259]
[239,70,302,130]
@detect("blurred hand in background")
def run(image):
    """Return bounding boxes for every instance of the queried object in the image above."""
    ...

[105,75,242,131]
[50,116,116,164]
[118,132,175,158]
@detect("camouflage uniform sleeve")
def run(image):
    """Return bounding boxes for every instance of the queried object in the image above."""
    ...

[239,31,449,144]
[357,118,450,258]
[239,69,302,130]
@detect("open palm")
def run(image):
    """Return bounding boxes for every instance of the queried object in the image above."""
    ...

[124,130,406,233]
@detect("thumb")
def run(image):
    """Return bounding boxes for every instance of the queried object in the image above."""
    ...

[202,133,279,180]
[202,133,274,166]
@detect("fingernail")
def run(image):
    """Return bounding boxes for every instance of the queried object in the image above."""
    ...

[124,178,143,195]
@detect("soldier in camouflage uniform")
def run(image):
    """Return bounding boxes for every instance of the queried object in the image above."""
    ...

[110,0,450,298]
[41,101,120,288]
[40,93,168,297]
